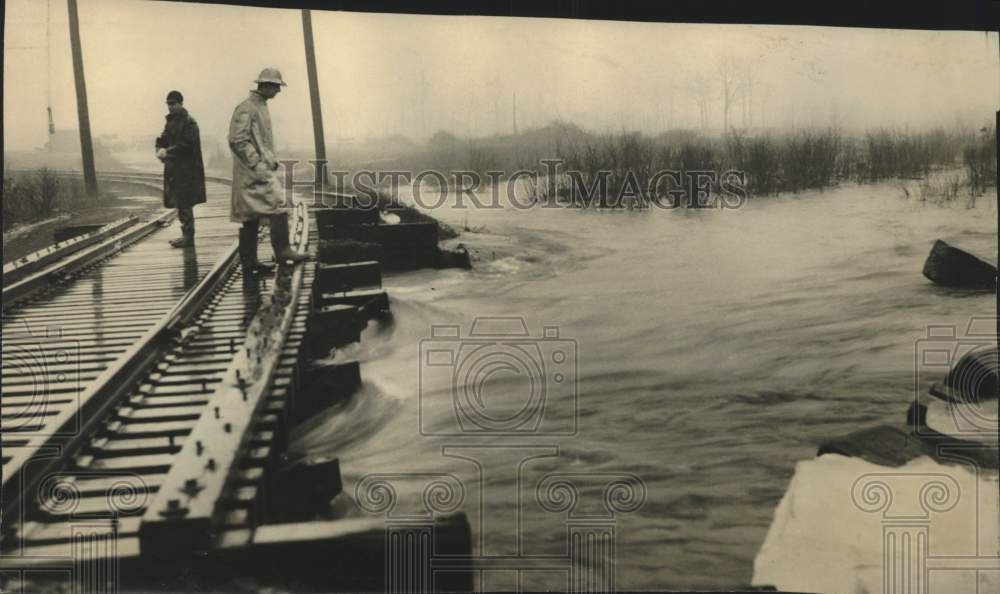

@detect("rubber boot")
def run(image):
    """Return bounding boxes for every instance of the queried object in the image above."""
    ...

[170,207,195,247]
[240,220,276,275]
[238,223,257,273]
[269,214,308,263]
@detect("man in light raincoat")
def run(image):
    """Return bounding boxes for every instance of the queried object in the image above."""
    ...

[228,67,307,273]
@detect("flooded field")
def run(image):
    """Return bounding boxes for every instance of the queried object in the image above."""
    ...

[293,181,997,589]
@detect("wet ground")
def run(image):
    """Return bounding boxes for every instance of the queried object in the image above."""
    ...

[3,187,165,264]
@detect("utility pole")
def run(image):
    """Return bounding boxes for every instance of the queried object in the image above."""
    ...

[67,0,97,197]
[301,9,327,183]
[512,91,518,136]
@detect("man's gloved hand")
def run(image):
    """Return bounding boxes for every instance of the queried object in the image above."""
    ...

[156,148,167,161]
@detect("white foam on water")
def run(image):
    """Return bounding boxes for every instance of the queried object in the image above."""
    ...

[479,256,523,275]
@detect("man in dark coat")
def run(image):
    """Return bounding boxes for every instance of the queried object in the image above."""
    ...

[156,90,207,247]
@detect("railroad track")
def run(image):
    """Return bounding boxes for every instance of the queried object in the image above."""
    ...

[3,173,238,456]
[2,171,471,591]
[2,170,237,309]
[1,171,312,563]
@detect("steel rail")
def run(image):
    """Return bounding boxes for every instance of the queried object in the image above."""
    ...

[3,216,139,287]
[3,210,177,309]
[25,169,166,195]
[2,169,247,310]
[1,170,204,308]
[49,169,231,187]
[1,172,241,531]
[140,198,310,554]
[1,242,240,532]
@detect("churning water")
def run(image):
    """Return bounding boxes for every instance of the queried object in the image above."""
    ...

[292,180,997,589]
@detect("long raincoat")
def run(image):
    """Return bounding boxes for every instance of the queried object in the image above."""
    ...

[228,90,287,222]
[155,108,207,209]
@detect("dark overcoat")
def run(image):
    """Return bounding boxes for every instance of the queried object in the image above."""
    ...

[155,108,207,208]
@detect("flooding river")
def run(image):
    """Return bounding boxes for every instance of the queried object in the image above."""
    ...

[292,179,997,590]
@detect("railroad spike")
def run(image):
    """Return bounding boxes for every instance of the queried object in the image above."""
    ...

[1,174,323,548]
[181,478,203,497]
[159,499,189,519]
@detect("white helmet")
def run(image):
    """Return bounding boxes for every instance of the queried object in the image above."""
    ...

[254,68,287,86]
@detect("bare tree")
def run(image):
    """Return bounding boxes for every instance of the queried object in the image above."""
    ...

[651,83,662,132]
[650,80,677,133]
[740,59,759,128]
[759,82,773,130]
[465,86,479,138]
[417,70,428,138]
[687,74,712,132]
[668,84,675,130]
[660,82,677,131]
[828,99,842,129]
[485,77,502,136]
[716,54,743,133]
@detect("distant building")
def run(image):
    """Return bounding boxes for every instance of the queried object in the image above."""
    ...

[29,130,121,171]
[44,130,113,158]
[96,133,127,152]
[44,130,83,153]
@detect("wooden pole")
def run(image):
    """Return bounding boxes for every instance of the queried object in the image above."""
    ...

[67,0,98,197]
[301,9,327,181]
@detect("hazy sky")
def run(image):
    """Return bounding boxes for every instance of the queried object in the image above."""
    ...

[4,0,998,151]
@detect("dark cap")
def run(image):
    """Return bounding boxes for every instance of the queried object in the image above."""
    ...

[166,90,184,104]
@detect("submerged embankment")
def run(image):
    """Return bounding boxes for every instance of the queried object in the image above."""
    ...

[293,179,997,590]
